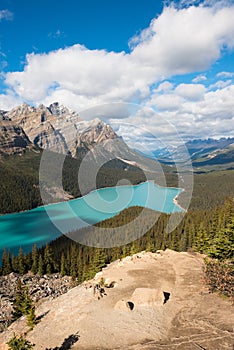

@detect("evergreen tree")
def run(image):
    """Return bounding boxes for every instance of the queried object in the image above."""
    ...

[70,245,77,279]
[18,247,26,274]
[31,244,38,275]
[37,254,44,276]
[2,247,12,275]
[44,244,53,274]
[12,281,33,320]
[209,218,234,260]
[194,223,209,253]
[60,253,66,276]
[12,280,26,320]
[92,249,107,275]
[130,241,139,255]
[26,305,39,330]
[7,334,35,350]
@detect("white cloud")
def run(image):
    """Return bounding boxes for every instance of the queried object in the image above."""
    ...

[150,93,182,111]
[209,79,232,89]
[3,3,234,111]
[155,81,174,93]
[0,92,22,110]
[192,75,207,83]
[216,71,234,78]
[5,45,154,108]
[175,83,206,100]
[131,5,234,74]
[1,2,234,143]
[147,83,234,140]
[0,9,13,21]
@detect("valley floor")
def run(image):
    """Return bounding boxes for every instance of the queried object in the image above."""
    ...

[1,250,234,350]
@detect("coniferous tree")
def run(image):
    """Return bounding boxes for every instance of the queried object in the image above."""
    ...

[60,253,66,276]
[12,280,26,320]
[11,255,17,272]
[93,249,107,274]
[209,218,234,260]
[18,247,26,274]
[44,244,53,274]
[38,254,44,276]
[194,223,209,253]
[70,245,77,279]
[2,247,12,275]
[12,281,32,320]
[26,305,39,330]
[31,244,38,275]
[7,334,35,350]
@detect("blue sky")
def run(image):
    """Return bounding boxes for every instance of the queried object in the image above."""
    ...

[0,0,234,145]
[0,0,163,71]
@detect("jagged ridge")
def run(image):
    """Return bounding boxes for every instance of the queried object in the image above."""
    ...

[0,102,118,156]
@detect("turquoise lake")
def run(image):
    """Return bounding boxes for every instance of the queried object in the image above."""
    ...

[0,181,183,257]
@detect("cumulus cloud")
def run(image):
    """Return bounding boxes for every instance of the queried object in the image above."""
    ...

[130,5,234,74]
[175,83,206,100]
[216,71,234,78]
[4,3,234,110]
[1,2,234,144]
[0,9,13,21]
[0,91,22,110]
[147,83,234,140]
[5,45,154,107]
[192,75,207,83]
[155,81,174,93]
[209,79,232,89]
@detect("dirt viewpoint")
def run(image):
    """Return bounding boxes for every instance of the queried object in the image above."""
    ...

[1,250,233,350]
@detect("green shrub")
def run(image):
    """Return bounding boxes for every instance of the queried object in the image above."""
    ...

[7,334,35,350]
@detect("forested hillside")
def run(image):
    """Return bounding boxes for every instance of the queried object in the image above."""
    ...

[1,198,233,299]
[0,151,147,214]
[1,149,234,214]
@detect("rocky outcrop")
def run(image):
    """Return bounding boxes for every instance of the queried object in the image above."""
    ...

[0,117,31,155]
[0,272,73,332]
[3,103,118,156]
[1,250,233,349]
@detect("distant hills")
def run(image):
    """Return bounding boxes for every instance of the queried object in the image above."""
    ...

[147,137,234,170]
[186,138,234,167]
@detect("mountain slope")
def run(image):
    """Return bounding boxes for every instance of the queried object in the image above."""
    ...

[148,137,234,170]
[0,116,32,155]
[5,102,118,156]
[192,143,234,166]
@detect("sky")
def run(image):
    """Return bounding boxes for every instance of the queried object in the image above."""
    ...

[0,0,234,150]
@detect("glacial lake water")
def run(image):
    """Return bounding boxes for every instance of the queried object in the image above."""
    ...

[0,181,183,258]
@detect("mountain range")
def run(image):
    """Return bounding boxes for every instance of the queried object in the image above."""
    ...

[0,102,233,170]
[150,137,234,169]
[0,102,117,157]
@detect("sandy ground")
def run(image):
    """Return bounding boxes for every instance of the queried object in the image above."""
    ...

[1,249,233,350]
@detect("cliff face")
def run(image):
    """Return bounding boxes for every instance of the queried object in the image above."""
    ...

[0,117,31,155]
[2,102,118,156]
[1,250,233,350]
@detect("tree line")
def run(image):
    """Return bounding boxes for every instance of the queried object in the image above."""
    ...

[1,149,234,214]
[1,198,233,284]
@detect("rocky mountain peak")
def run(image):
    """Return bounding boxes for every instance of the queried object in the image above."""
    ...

[47,102,79,119]
[7,103,36,119]
[0,102,118,157]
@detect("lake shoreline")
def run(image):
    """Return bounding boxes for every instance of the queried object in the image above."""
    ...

[0,179,185,216]
[0,181,185,262]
